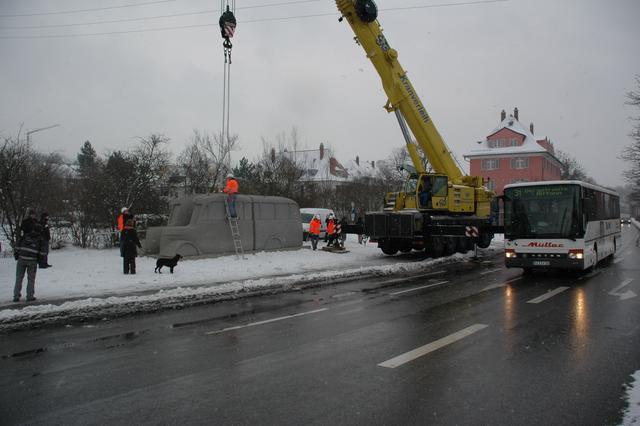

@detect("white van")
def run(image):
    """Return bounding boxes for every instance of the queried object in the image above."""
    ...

[300,208,335,241]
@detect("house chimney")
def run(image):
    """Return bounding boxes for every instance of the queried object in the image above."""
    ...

[371,160,375,169]
[319,143,325,160]
[530,122,534,135]
[513,107,519,121]
[356,155,360,166]
[500,109,506,121]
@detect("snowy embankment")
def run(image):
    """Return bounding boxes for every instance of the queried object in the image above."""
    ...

[622,371,640,425]
[0,235,504,328]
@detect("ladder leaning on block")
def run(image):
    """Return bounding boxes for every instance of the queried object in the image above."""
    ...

[225,196,246,260]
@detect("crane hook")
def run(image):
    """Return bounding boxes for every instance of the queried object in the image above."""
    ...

[219,5,236,63]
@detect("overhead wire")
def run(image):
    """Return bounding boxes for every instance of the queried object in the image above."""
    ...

[0,0,321,30]
[0,0,178,18]
[0,0,508,40]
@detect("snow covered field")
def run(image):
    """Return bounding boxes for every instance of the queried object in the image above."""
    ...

[0,235,504,325]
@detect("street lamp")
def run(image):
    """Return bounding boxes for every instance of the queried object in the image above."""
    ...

[26,124,60,144]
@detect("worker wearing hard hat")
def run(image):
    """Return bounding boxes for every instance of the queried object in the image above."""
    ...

[223,173,239,218]
[308,214,322,251]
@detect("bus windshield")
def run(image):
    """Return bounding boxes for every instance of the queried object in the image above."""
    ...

[504,184,582,239]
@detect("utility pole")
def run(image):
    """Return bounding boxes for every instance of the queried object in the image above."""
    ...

[26,124,60,144]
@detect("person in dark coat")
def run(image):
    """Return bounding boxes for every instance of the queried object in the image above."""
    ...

[39,212,52,268]
[13,215,43,302]
[121,219,142,274]
[19,210,39,237]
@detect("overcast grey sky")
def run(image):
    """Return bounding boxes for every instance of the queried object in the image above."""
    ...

[1,0,639,187]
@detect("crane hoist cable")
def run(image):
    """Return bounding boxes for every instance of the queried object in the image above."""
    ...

[219,0,236,156]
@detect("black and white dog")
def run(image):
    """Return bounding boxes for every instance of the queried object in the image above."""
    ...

[154,254,183,274]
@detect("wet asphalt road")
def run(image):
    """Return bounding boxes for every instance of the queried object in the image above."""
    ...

[1,225,639,425]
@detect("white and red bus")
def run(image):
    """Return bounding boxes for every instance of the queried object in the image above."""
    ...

[503,180,620,271]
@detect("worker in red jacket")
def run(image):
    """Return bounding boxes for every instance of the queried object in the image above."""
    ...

[308,214,322,251]
[223,173,239,218]
[326,213,336,248]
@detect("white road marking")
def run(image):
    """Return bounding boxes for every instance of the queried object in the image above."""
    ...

[205,308,328,335]
[481,276,522,292]
[609,279,637,301]
[527,286,570,304]
[389,281,449,296]
[332,291,357,299]
[376,270,446,286]
[479,268,502,275]
[613,257,624,264]
[378,324,489,368]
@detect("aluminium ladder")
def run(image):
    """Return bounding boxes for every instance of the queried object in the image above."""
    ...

[225,197,246,260]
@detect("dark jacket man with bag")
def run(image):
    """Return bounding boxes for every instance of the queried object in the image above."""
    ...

[121,219,142,274]
[13,210,44,302]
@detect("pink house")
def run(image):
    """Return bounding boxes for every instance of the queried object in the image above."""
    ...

[464,108,562,194]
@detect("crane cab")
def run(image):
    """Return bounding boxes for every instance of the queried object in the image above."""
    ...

[389,173,478,214]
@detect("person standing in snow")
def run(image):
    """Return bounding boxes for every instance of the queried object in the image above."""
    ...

[38,212,52,268]
[338,217,348,249]
[121,219,142,274]
[117,207,133,255]
[308,214,322,251]
[223,173,239,218]
[356,216,364,244]
[13,213,44,302]
[325,214,336,248]
[19,209,39,237]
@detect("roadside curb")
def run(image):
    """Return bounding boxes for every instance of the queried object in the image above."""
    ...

[0,250,499,331]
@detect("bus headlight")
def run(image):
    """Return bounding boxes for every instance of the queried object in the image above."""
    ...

[568,249,583,260]
[505,249,516,258]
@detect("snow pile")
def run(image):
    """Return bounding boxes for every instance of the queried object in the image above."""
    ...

[0,235,504,327]
[622,371,640,425]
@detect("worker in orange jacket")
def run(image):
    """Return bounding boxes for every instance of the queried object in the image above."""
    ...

[308,214,322,251]
[223,173,239,218]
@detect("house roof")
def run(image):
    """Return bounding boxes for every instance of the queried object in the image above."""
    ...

[343,158,377,179]
[465,114,552,159]
[284,147,350,182]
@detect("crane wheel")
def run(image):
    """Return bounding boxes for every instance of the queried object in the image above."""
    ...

[476,232,493,249]
[380,243,398,256]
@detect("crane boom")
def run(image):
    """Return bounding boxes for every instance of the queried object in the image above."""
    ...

[336,0,464,184]
[336,0,497,257]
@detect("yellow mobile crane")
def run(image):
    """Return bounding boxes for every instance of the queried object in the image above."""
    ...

[336,0,497,256]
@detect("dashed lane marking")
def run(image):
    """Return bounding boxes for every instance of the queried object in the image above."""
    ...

[205,308,328,335]
[527,286,570,304]
[332,291,357,299]
[479,268,503,275]
[378,324,489,368]
[614,257,624,264]
[481,276,522,292]
[388,281,449,296]
[376,270,446,286]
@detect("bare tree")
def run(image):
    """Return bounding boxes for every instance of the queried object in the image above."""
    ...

[621,76,640,205]
[176,130,239,194]
[0,130,68,249]
[556,149,588,181]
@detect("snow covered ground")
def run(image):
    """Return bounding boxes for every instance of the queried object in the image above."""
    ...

[622,371,640,425]
[0,235,504,326]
